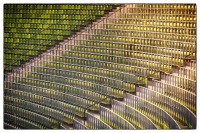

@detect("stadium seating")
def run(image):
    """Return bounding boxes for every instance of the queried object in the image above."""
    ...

[4,4,118,71]
[4,4,196,129]
[100,106,135,129]
[125,93,180,129]
[136,86,196,128]
[86,112,112,129]
[113,99,157,129]
[73,119,89,129]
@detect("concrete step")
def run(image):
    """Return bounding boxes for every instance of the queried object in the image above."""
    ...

[61,122,73,129]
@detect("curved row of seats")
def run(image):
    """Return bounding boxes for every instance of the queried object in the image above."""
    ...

[178,67,196,80]
[60,50,171,73]
[30,66,124,99]
[66,43,185,66]
[4,122,19,129]
[4,90,83,117]
[100,106,135,129]
[4,113,41,129]
[4,95,74,129]
[5,82,100,112]
[135,4,196,9]
[152,80,196,114]
[163,73,196,93]
[28,65,130,96]
[86,112,112,129]
[136,86,196,128]
[112,99,157,129]
[125,93,180,129]
[4,104,53,128]
[73,119,88,129]
[4,4,115,10]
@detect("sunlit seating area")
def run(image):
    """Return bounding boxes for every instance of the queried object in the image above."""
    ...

[4,4,196,129]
